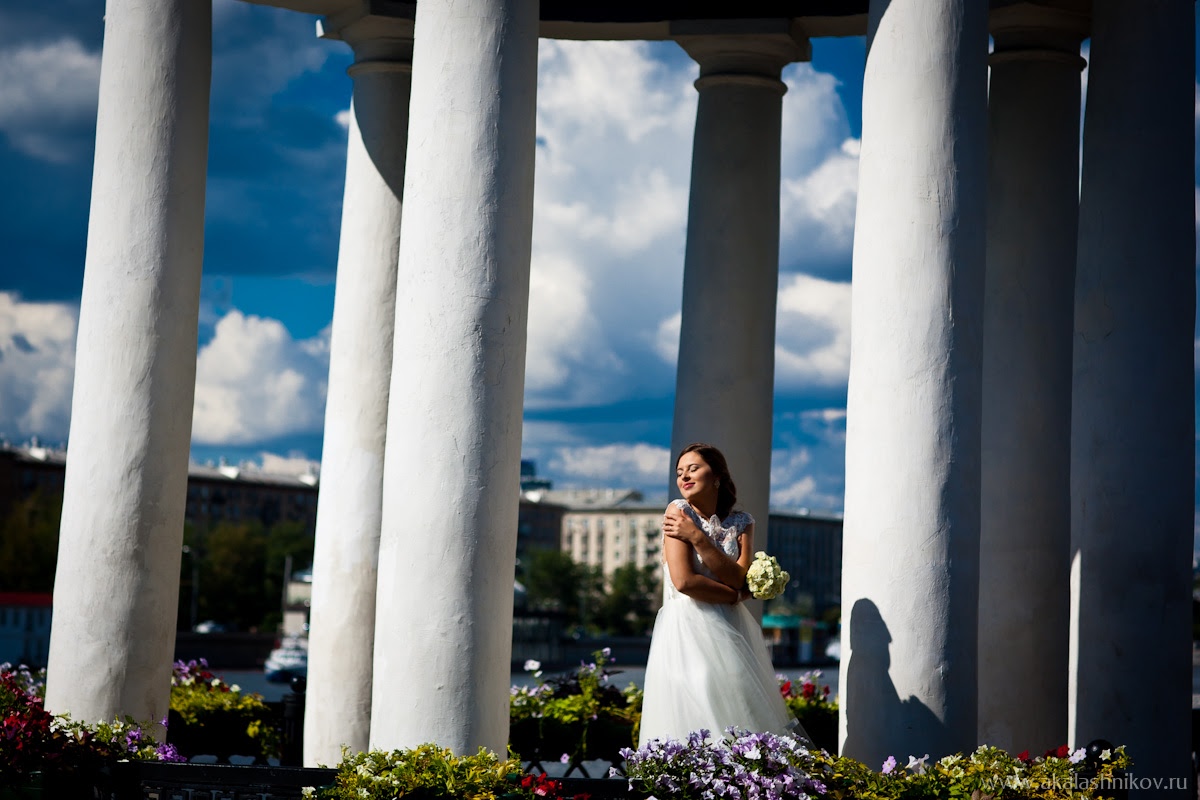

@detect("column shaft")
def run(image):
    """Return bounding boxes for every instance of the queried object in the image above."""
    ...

[304,19,412,766]
[840,0,988,763]
[1070,0,1194,788]
[45,0,211,723]
[670,25,808,540]
[369,0,538,754]
[978,24,1084,753]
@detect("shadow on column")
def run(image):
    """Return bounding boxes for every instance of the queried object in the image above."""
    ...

[843,599,945,765]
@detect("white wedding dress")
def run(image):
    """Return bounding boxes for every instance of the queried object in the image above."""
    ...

[637,499,803,747]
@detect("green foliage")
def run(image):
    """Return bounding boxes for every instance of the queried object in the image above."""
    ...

[196,521,269,630]
[595,564,658,636]
[0,490,62,592]
[188,519,314,632]
[169,659,279,759]
[509,648,641,768]
[808,745,1133,800]
[312,744,524,800]
[521,549,603,626]
[522,550,660,636]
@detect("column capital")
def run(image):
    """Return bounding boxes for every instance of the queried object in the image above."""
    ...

[989,3,1088,69]
[670,19,810,93]
[318,2,415,65]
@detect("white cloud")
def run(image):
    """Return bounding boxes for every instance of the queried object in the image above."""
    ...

[779,139,860,269]
[775,274,852,390]
[0,292,77,440]
[334,108,351,130]
[770,446,821,507]
[0,37,100,161]
[210,2,332,117]
[548,442,671,489]
[255,451,320,477]
[769,408,847,512]
[192,310,329,445]
[525,40,858,410]
[653,312,682,365]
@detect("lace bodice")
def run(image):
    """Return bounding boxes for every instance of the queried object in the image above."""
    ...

[662,499,754,598]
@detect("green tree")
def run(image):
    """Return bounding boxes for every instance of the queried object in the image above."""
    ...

[595,563,658,636]
[198,521,269,631]
[184,519,315,632]
[262,519,314,631]
[0,491,63,592]
[522,549,603,628]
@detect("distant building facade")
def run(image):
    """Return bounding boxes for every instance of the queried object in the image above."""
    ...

[0,443,319,534]
[185,463,319,534]
[542,489,665,579]
[768,511,842,619]
[0,442,67,518]
[516,495,567,563]
[0,592,53,667]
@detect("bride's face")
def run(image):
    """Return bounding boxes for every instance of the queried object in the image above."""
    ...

[676,452,717,503]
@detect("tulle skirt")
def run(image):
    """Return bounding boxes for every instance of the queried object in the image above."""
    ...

[638,594,804,747]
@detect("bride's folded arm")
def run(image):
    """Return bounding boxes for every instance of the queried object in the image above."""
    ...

[664,536,740,604]
[664,505,753,589]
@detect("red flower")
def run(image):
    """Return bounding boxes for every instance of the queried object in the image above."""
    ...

[801,682,816,699]
[779,681,792,697]
[1016,750,1030,762]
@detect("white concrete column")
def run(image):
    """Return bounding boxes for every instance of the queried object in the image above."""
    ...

[369,0,538,755]
[977,8,1086,754]
[44,0,210,724]
[840,0,988,764]
[1070,0,1194,789]
[304,10,413,767]
[668,21,810,536]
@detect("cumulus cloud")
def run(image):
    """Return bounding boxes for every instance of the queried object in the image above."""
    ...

[770,408,847,512]
[779,139,860,272]
[192,310,329,445]
[547,442,672,489]
[775,274,852,390]
[651,273,851,391]
[255,451,320,477]
[525,40,859,410]
[0,292,77,440]
[0,37,100,161]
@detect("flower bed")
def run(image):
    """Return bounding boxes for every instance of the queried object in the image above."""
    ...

[168,658,279,762]
[0,663,182,797]
[311,743,592,800]
[510,649,641,775]
[778,671,837,754]
[619,726,1132,800]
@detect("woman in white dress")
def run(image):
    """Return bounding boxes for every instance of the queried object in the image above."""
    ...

[637,442,804,747]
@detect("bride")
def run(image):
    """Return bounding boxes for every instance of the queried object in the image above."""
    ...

[637,442,804,747]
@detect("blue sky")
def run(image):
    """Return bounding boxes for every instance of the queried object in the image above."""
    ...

[0,2,1195,517]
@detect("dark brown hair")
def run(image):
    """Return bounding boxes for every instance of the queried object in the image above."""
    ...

[677,442,738,520]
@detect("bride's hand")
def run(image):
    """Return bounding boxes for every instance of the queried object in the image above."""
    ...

[663,506,702,545]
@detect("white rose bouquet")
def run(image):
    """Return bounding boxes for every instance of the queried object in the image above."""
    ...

[745,551,790,600]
